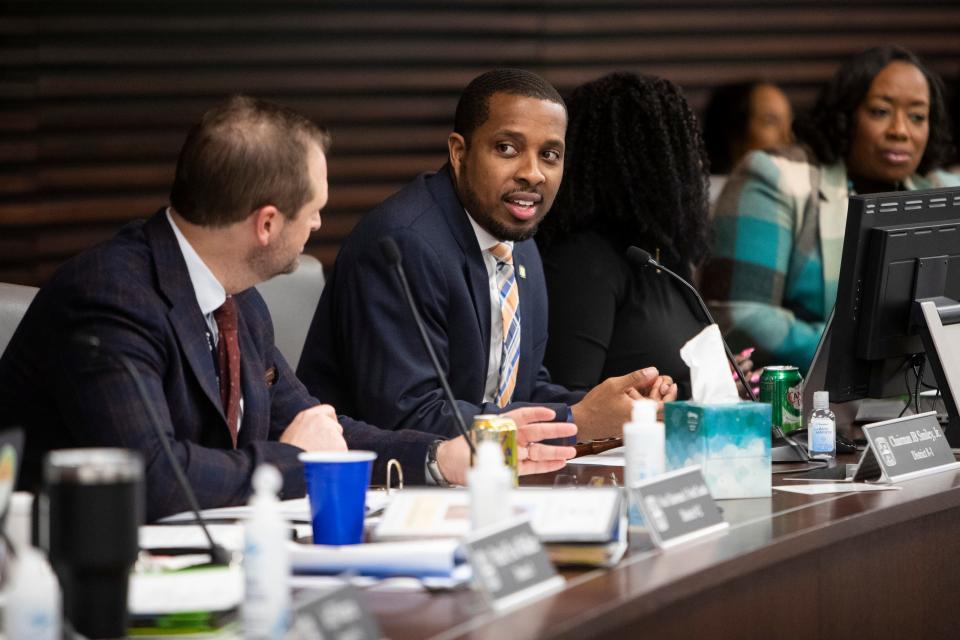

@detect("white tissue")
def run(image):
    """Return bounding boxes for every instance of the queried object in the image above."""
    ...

[679,324,740,404]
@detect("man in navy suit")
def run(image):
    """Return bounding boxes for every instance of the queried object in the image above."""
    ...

[298,70,677,443]
[0,96,576,521]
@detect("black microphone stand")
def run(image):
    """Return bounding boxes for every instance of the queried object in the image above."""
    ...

[625,247,810,464]
[378,237,476,454]
[626,247,756,401]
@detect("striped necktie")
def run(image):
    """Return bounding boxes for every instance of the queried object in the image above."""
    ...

[489,243,520,408]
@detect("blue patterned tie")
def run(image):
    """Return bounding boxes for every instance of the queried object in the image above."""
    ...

[490,243,520,408]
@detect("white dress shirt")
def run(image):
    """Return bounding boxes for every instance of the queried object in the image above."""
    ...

[166,208,243,432]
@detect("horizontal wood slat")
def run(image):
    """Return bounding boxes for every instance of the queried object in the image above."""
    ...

[2,1,959,286]
[0,185,406,225]
[7,33,960,68]
[5,6,960,35]
[0,153,446,196]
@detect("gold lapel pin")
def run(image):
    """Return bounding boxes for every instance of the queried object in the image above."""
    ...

[518,264,527,279]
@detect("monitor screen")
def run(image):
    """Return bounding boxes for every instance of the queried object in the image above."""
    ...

[825,186,960,443]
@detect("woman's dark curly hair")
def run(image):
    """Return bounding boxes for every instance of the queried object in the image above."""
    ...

[702,81,762,174]
[537,72,711,274]
[795,45,954,174]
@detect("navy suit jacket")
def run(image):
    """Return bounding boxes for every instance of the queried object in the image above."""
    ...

[0,210,435,522]
[298,165,582,436]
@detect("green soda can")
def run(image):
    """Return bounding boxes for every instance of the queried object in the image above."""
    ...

[760,366,803,434]
[470,415,519,486]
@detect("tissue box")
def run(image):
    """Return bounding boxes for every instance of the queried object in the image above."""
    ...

[663,401,772,499]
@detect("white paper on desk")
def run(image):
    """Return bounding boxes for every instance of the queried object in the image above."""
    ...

[139,523,247,552]
[160,496,311,523]
[160,491,392,524]
[374,488,621,543]
[775,483,902,495]
[568,446,625,467]
[289,538,465,579]
[680,324,740,403]
[289,571,471,592]
[129,565,243,615]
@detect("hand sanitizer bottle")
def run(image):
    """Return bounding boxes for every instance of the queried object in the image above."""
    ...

[4,546,62,640]
[243,464,290,640]
[469,440,513,530]
[624,399,665,526]
[808,391,836,460]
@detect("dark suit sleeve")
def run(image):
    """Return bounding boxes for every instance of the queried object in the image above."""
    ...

[332,229,485,434]
[324,229,569,436]
[270,342,436,487]
[53,295,311,522]
[340,415,435,485]
[530,362,588,405]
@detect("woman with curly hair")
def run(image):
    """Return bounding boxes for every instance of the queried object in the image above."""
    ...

[537,72,709,398]
[701,46,960,373]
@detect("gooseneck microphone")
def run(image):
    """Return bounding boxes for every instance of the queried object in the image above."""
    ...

[626,246,757,402]
[379,236,475,454]
[74,334,231,565]
[626,247,812,463]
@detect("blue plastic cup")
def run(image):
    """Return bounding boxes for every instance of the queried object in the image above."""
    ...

[299,451,377,545]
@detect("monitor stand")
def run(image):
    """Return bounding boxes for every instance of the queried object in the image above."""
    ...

[914,299,960,446]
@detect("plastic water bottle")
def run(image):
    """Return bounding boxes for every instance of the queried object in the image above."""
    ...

[469,440,513,530]
[624,399,665,485]
[243,464,290,639]
[624,399,665,526]
[4,546,62,640]
[808,391,837,460]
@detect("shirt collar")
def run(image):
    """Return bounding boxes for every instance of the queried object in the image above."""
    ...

[165,208,226,316]
[465,209,514,255]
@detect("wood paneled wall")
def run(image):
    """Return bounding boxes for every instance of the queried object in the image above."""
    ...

[3,0,959,285]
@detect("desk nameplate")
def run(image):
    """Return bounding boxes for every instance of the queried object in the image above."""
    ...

[635,465,729,550]
[464,518,565,612]
[861,411,960,483]
[291,582,381,640]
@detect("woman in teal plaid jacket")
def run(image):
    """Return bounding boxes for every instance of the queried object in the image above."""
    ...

[702,46,960,373]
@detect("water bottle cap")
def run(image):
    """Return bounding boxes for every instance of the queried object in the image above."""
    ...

[475,440,506,470]
[252,464,282,496]
[813,391,830,410]
[630,399,657,424]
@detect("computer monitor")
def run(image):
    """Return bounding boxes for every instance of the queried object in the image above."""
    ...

[825,185,960,445]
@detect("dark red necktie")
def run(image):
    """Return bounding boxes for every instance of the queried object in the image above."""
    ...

[214,296,241,447]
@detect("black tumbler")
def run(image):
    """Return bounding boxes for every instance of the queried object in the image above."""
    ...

[39,448,144,639]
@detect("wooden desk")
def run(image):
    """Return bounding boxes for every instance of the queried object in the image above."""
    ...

[362,460,960,639]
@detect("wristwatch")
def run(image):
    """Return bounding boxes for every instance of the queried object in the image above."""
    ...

[426,439,450,487]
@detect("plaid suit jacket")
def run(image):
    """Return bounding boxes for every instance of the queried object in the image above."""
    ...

[702,145,960,372]
[0,210,434,521]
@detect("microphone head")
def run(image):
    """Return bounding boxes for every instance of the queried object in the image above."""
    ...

[379,236,402,266]
[626,246,656,267]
